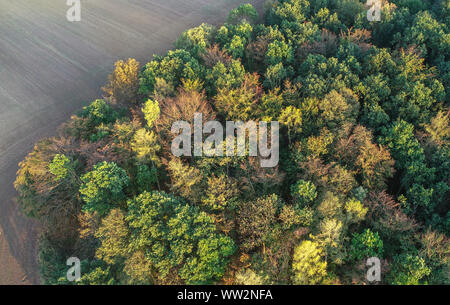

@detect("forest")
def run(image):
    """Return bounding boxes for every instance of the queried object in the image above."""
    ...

[14,0,449,285]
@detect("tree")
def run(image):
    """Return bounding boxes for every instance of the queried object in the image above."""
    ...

[130,128,160,164]
[77,99,119,140]
[265,40,294,66]
[318,89,359,129]
[226,35,246,59]
[267,0,310,25]
[124,251,153,284]
[313,218,346,264]
[142,99,160,128]
[15,139,82,240]
[156,88,216,151]
[278,205,300,230]
[205,59,245,96]
[305,128,334,159]
[419,228,450,284]
[263,63,292,89]
[279,205,306,229]
[126,191,235,284]
[202,45,233,68]
[179,235,236,284]
[424,110,450,146]
[403,11,449,63]
[227,4,258,24]
[237,194,281,251]
[356,139,395,191]
[79,161,130,216]
[235,268,265,285]
[388,254,431,285]
[292,240,327,284]
[379,120,437,214]
[49,154,76,182]
[139,50,202,96]
[258,89,285,121]
[167,158,203,203]
[176,23,215,58]
[215,73,262,121]
[317,191,343,219]
[279,105,303,142]
[201,174,238,211]
[78,265,115,285]
[38,236,74,284]
[136,164,158,193]
[95,209,129,264]
[246,35,270,72]
[103,58,140,104]
[335,0,365,27]
[365,191,417,253]
[345,198,367,224]
[290,179,317,207]
[350,229,384,261]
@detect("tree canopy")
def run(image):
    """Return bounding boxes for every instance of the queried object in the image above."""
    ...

[16,1,449,285]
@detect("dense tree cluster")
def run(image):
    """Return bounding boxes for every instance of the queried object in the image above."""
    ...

[16,1,449,285]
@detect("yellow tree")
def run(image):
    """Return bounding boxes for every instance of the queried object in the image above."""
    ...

[103,58,140,104]
[292,240,327,284]
[95,209,129,265]
[142,99,160,128]
[424,110,450,146]
[130,128,160,164]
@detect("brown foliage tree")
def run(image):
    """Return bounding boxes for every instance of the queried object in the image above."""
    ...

[365,191,417,244]
[202,44,233,68]
[156,88,216,155]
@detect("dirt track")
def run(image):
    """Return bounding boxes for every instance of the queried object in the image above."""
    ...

[0,0,264,284]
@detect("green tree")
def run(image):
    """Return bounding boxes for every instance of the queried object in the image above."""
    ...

[263,63,292,89]
[49,154,76,182]
[388,254,431,285]
[350,229,384,261]
[176,23,215,58]
[78,265,115,285]
[126,191,235,284]
[266,40,293,66]
[290,180,317,207]
[136,164,158,193]
[226,35,246,59]
[379,120,437,215]
[78,99,119,139]
[139,50,202,96]
[79,162,130,216]
[227,4,258,24]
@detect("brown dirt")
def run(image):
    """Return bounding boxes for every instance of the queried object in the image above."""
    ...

[0,0,265,284]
